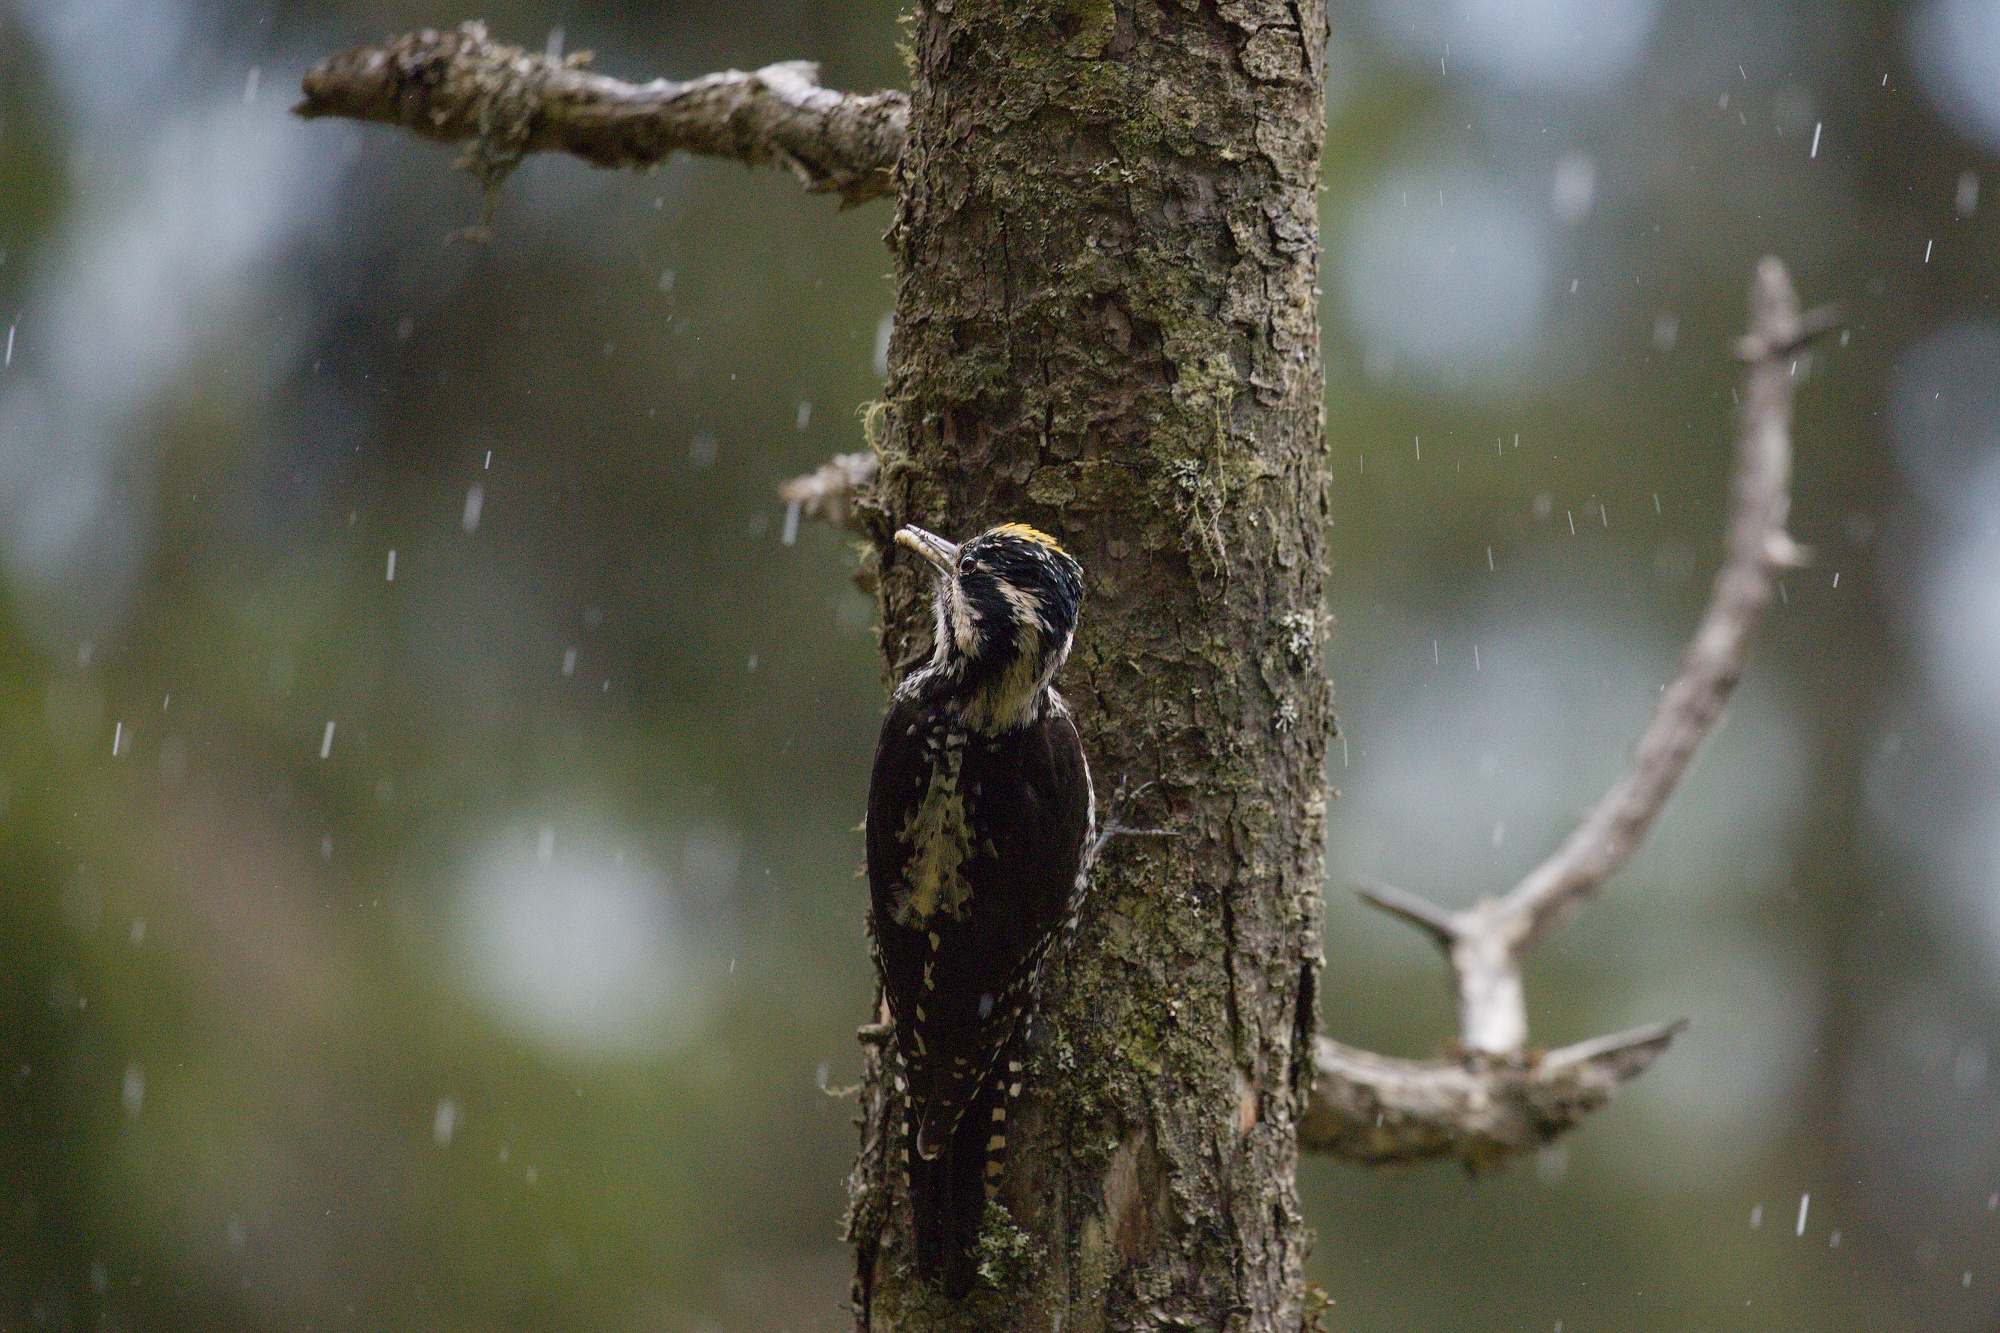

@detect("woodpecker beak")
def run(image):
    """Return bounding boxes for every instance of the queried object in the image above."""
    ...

[895,525,960,575]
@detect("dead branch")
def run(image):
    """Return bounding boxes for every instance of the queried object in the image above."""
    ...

[777,451,879,542]
[294,21,906,207]
[1300,1022,1686,1170]
[1304,257,1834,1168]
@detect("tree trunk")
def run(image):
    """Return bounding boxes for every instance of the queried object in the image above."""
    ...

[848,2,1331,1328]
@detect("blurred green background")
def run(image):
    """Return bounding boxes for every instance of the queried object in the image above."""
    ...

[1,0,1996,1329]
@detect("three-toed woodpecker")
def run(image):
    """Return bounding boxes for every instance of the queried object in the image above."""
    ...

[867,521,1093,1298]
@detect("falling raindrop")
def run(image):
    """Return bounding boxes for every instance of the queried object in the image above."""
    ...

[433,1097,461,1146]
[1552,153,1596,224]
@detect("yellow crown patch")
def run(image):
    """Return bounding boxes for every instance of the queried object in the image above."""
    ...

[988,522,1063,551]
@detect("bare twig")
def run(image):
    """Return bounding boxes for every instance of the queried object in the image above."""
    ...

[294,22,907,207]
[1304,257,1832,1168]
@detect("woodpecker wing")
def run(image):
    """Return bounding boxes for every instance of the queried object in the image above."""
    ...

[867,689,1092,1158]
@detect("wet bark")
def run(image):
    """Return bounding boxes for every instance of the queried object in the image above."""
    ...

[846,2,1331,1329]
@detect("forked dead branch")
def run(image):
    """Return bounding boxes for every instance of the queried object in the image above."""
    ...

[1299,257,1837,1169]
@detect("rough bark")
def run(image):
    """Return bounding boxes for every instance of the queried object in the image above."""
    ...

[845,2,1330,1329]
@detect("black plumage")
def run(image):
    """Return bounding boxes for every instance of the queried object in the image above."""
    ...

[866,522,1093,1298]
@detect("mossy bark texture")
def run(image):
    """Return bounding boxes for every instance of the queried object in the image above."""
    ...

[848,2,1331,1329]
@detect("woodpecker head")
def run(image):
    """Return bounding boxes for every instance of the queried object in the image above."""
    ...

[896,522,1085,729]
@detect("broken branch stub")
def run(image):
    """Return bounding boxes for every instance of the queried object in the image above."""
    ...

[1305,257,1833,1169]
[777,451,880,533]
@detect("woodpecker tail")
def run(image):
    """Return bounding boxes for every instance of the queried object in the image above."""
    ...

[908,1072,1008,1298]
